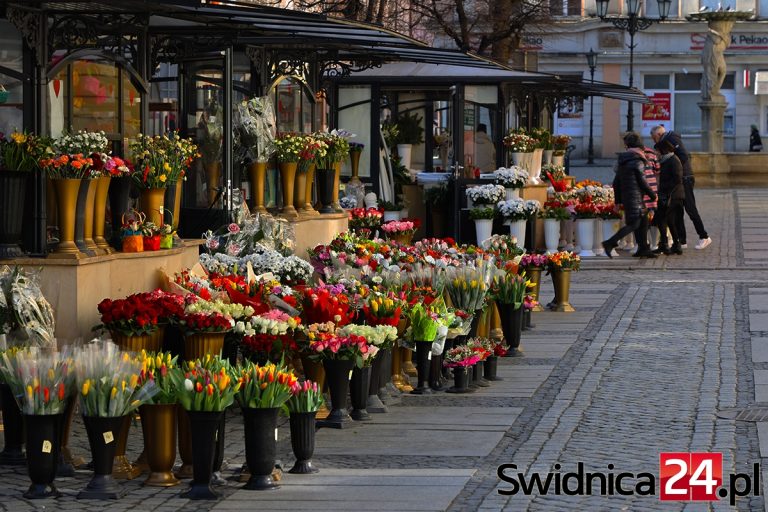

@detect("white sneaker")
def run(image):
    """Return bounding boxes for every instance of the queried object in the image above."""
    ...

[695,237,712,250]
[680,244,688,249]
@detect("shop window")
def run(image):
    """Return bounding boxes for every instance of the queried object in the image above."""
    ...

[644,74,670,90]
[549,0,582,16]
[674,93,701,134]
[0,20,24,134]
[674,73,701,91]
[338,85,372,178]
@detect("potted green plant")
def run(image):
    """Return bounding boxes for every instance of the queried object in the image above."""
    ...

[395,112,424,169]
[380,200,404,222]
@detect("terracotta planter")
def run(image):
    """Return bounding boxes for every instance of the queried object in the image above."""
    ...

[112,414,141,480]
[82,178,100,255]
[206,161,221,207]
[349,151,362,185]
[0,170,27,259]
[294,168,308,213]
[278,162,300,219]
[184,331,226,361]
[164,179,182,230]
[550,269,575,312]
[93,176,112,254]
[525,266,544,312]
[248,161,268,215]
[332,161,343,212]
[51,178,82,258]
[140,187,165,227]
[302,163,319,216]
[110,328,164,353]
[74,178,95,256]
[140,403,179,487]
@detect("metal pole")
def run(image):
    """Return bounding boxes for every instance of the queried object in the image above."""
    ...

[627,27,635,132]
[588,65,595,164]
[223,47,233,221]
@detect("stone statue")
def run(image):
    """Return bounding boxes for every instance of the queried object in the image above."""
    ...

[701,26,729,101]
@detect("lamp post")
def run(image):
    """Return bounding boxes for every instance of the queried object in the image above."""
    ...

[595,0,671,132]
[586,48,598,164]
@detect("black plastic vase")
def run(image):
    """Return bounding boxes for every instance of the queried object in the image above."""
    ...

[24,413,64,499]
[498,302,524,357]
[242,407,280,490]
[108,176,132,250]
[0,171,27,259]
[411,342,432,395]
[316,169,335,214]
[181,410,223,500]
[0,383,25,465]
[78,416,125,499]
[483,356,502,381]
[318,359,354,428]
[366,349,388,413]
[288,411,318,474]
[472,362,490,387]
[349,366,371,420]
[446,367,472,394]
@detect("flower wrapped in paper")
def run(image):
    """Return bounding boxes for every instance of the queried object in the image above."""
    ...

[234,96,276,164]
[0,347,75,414]
[0,266,56,348]
[75,341,158,417]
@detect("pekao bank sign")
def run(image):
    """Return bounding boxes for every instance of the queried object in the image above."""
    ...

[691,32,768,50]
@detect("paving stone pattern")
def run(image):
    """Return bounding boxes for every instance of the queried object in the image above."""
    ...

[0,189,766,511]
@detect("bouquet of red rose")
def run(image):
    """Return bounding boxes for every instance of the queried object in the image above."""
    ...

[348,207,383,230]
[300,284,353,326]
[97,290,184,336]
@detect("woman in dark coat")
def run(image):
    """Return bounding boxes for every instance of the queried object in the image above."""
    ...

[750,125,763,152]
[653,139,686,255]
[602,132,657,258]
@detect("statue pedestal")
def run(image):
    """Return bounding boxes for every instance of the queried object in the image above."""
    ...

[699,100,728,153]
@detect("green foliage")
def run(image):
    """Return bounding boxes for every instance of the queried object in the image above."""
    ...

[395,112,425,145]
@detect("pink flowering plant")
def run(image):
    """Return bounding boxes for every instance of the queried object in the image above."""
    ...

[305,332,371,367]
[381,220,415,235]
[286,379,324,413]
[519,253,549,269]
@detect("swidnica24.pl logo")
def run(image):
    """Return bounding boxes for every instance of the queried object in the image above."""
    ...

[497,453,760,506]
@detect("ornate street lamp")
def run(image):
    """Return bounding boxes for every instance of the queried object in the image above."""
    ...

[585,48,599,164]
[595,0,671,131]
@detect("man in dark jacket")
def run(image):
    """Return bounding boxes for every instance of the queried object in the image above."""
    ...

[650,125,711,250]
[602,132,658,259]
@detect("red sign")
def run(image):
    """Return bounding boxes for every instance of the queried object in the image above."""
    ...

[642,93,671,121]
[660,452,723,501]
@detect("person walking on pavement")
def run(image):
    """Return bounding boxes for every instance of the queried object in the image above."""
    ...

[602,132,658,259]
[750,125,763,152]
[653,139,685,255]
[650,125,712,250]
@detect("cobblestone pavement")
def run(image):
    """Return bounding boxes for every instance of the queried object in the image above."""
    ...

[0,189,764,511]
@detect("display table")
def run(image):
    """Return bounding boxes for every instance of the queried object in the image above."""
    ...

[6,241,203,342]
[290,213,349,261]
